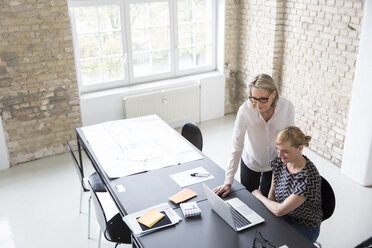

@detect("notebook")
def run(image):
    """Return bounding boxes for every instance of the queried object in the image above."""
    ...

[203,184,264,231]
[168,189,197,204]
[137,209,165,228]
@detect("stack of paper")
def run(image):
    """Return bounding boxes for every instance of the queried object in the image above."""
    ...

[137,209,165,228]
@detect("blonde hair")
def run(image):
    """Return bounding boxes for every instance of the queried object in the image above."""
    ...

[248,74,279,109]
[275,126,311,148]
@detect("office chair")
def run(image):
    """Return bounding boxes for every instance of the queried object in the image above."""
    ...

[181,122,203,151]
[314,176,336,248]
[355,236,372,248]
[87,179,132,248]
[67,142,106,238]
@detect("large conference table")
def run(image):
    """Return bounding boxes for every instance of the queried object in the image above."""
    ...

[76,115,315,248]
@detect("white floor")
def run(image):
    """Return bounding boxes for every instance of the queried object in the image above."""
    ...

[0,114,371,248]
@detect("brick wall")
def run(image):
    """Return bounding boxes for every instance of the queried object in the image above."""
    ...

[225,0,365,166]
[280,0,364,165]
[224,0,241,113]
[0,0,365,167]
[0,1,80,165]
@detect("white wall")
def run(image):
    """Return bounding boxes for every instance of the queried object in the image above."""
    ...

[200,74,225,121]
[341,1,372,186]
[0,116,10,170]
[80,72,225,127]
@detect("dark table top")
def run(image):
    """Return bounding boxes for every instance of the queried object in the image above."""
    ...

[135,189,316,248]
[76,127,245,215]
[76,122,315,248]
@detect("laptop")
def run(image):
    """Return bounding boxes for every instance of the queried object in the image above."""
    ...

[203,184,264,231]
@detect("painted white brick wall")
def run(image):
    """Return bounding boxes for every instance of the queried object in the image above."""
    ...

[224,0,365,166]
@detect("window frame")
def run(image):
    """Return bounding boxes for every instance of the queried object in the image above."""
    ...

[173,0,216,76]
[68,0,217,93]
[125,0,175,84]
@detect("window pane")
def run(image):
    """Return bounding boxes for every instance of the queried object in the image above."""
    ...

[130,3,149,28]
[98,5,120,31]
[71,3,126,88]
[133,53,151,77]
[81,59,101,85]
[195,0,208,21]
[178,0,192,23]
[102,32,121,56]
[78,34,100,58]
[130,1,170,78]
[131,29,150,52]
[179,48,193,69]
[151,27,169,50]
[177,0,213,71]
[70,0,215,89]
[103,57,123,81]
[178,24,193,46]
[72,7,98,33]
[195,45,207,65]
[195,23,208,44]
[152,51,169,73]
[150,2,169,26]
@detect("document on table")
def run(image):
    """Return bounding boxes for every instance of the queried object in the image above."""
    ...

[81,115,203,178]
[170,167,214,187]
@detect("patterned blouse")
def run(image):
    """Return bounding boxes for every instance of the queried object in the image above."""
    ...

[271,155,323,227]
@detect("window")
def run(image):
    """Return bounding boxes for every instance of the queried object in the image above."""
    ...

[177,0,213,70]
[129,1,171,78]
[69,0,216,93]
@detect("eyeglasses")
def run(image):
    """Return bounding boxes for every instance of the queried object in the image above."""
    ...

[252,231,276,248]
[248,92,272,103]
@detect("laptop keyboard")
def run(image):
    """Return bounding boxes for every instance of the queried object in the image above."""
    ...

[227,203,251,228]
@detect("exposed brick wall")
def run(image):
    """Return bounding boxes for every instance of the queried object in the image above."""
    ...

[224,0,241,113]
[0,0,365,167]
[280,0,364,165]
[0,0,80,166]
[224,0,365,166]
[226,0,286,107]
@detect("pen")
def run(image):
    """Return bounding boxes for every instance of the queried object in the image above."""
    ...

[190,173,210,177]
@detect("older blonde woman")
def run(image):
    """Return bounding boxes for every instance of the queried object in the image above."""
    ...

[214,74,294,197]
[252,126,322,242]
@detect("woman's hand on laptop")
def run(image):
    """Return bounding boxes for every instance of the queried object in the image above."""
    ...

[213,184,232,198]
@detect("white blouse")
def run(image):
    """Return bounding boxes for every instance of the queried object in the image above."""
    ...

[224,98,295,185]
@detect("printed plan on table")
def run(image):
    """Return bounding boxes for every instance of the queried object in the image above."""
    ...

[81,115,203,178]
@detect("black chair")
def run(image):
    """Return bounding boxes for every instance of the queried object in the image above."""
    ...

[315,176,336,247]
[181,122,203,151]
[320,176,336,221]
[87,179,132,248]
[67,142,106,238]
[355,236,372,248]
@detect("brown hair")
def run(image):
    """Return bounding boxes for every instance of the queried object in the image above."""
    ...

[275,126,311,148]
[248,74,279,109]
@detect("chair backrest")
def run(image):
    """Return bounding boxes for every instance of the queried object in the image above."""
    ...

[87,179,109,233]
[87,179,131,244]
[67,142,85,187]
[320,176,336,221]
[181,122,203,151]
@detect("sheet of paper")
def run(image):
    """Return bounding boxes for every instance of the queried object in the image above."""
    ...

[81,115,203,178]
[170,167,214,187]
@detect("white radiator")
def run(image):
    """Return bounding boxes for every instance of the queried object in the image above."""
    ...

[122,84,200,127]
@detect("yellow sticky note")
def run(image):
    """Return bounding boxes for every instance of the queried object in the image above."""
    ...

[137,209,165,228]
